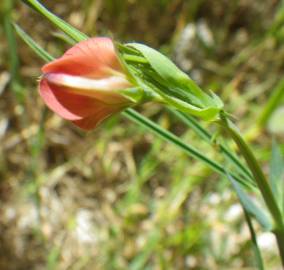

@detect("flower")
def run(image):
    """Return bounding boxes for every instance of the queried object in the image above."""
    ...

[39,37,134,130]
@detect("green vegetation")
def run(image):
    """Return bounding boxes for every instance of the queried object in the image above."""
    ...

[0,1,284,269]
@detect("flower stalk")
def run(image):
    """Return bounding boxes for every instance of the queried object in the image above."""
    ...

[220,112,284,266]
[275,230,284,266]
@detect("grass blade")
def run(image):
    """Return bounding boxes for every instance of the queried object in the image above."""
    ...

[123,109,253,188]
[228,174,266,269]
[22,0,88,42]
[13,23,53,62]
[170,109,254,184]
[228,174,272,230]
[243,210,265,270]
[269,141,284,213]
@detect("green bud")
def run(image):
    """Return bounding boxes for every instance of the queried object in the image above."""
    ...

[119,42,223,121]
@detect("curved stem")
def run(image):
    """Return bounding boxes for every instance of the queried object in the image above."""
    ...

[171,110,254,182]
[124,109,249,187]
[220,113,284,266]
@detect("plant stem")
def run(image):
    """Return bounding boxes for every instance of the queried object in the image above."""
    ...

[124,109,249,187]
[275,230,284,267]
[220,113,284,266]
[171,109,254,183]
[243,210,265,270]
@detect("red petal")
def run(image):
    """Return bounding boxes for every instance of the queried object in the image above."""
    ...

[42,37,121,77]
[72,107,116,130]
[39,78,116,121]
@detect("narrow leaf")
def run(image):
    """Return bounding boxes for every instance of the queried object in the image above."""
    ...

[124,109,254,189]
[13,24,54,62]
[22,0,87,43]
[243,210,265,270]
[171,109,254,185]
[228,174,272,230]
[269,140,284,212]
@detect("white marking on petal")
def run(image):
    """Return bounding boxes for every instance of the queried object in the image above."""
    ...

[44,73,131,91]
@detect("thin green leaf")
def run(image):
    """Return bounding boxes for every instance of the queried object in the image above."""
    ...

[52,32,77,45]
[243,210,265,270]
[128,43,223,119]
[147,82,221,120]
[170,109,211,142]
[22,0,88,43]
[227,174,272,231]
[13,23,54,62]
[269,140,284,213]
[222,114,284,231]
[124,109,253,189]
[171,109,254,185]
[229,172,265,269]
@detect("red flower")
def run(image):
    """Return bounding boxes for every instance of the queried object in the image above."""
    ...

[39,37,133,130]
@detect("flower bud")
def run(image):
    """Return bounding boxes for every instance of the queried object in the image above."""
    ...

[39,37,135,130]
[119,43,223,121]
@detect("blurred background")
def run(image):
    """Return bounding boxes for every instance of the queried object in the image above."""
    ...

[0,0,284,269]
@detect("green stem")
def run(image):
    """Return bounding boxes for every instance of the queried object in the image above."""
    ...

[243,210,265,270]
[22,0,88,42]
[124,109,249,187]
[275,230,284,267]
[171,110,254,183]
[220,113,284,266]
[13,23,54,62]
[220,115,283,227]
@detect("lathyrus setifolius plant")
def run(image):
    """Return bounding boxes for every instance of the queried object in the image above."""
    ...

[39,37,223,130]
[17,0,284,264]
